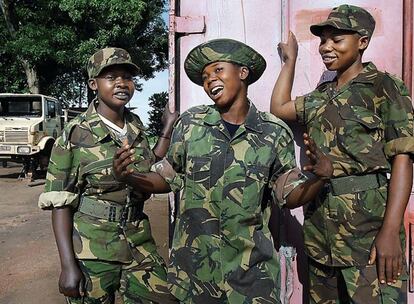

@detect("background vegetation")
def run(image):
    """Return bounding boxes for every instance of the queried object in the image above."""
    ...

[0,0,168,108]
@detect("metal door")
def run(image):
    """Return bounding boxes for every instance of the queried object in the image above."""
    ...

[169,0,413,302]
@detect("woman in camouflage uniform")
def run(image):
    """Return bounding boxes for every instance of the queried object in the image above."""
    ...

[114,39,334,303]
[38,47,178,304]
[272,4,414,303]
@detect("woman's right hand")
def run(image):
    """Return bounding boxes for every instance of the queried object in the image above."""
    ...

[278,31,298,64]
[113,144,135,182]
[59,262,85,298]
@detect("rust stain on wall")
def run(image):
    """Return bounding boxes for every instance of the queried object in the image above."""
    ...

[293,8,383,41]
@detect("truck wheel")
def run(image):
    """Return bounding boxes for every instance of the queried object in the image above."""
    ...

[19,159,35,180]
[39,153,49,171]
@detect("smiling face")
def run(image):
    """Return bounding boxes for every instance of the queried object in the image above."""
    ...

[319,27,368,74]
[88,65,135,111]
[201,62,249,110]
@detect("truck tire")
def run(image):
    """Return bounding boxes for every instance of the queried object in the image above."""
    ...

[39,140,54,171]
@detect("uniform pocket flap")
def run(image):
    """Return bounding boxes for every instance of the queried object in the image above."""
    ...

[338,105,381,129]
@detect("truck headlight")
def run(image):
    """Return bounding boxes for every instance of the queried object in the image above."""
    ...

[0,132,4,142]
[17,146,31,154]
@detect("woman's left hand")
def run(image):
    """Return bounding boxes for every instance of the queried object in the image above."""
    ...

[302,133,333,180]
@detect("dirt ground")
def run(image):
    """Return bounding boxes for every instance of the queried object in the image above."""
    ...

[0,162,170,304]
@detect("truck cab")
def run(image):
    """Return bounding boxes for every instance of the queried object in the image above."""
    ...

[0,93,63,178]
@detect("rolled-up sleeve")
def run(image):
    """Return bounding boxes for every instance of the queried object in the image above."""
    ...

[151,157,183,192]
[270,125,307,207]
[151,119,185,193]
[381,76,414,158]
[294,95,306,125]
[38,191,78,209]
[38,132,79,209]
[273,167,307,207]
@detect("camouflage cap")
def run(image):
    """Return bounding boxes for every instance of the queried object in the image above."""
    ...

[87,47,140,78]
[184,38,266,86]
[310,4,375,37]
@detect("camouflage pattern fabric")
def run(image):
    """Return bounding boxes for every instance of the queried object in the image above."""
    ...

[310,4,375,37]
[87,47,140,78]
[66,255,177,304]
[294,62,414,268]
[309,259,407,304]
[184,38,266,86]
[39,98,157,261]
[163,102,307,303]
[38,99,174,302]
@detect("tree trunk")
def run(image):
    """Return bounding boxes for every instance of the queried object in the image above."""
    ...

[1,0,40,94]
[0,0,15,34]
[21,59,39,94]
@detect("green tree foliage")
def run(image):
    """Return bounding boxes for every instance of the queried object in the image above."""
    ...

[0,0,167,106]
[147,91,168,138]
[0,48,27,93]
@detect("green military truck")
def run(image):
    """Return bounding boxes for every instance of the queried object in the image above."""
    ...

[0,93,63,179]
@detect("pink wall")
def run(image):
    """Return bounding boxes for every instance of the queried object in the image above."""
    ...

[170,0,413,302]
[175,0,282,111]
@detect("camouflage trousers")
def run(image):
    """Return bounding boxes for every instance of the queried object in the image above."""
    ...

[66,254,178,304]
[309,259,407,304]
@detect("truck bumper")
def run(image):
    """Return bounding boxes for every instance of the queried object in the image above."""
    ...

[0,144,40,159]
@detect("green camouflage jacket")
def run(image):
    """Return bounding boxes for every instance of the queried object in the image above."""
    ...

[162,102,305,303]
[295,62,414,266]
[38,99,157,263]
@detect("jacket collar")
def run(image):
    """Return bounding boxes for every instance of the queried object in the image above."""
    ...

[317,62,378,93]
[84,98,145,145]
[350,62,378,85]
[203,101,263,134]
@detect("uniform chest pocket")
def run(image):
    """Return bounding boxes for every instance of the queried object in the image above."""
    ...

[338,106,382,130]
[242,165,270,212]
[337,106,383,153]
[185,156,211,205]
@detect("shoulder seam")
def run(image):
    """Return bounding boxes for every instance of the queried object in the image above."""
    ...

[260,112,293,138]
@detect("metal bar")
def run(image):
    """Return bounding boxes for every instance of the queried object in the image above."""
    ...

[168,0,180,250]
[410,223,414,292]
[280,0,289,41]
[403,0,413,94]
[168,0,176,112]
[403,0,414,293]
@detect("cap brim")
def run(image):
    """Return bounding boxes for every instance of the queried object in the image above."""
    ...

[95,62,140,78]
[310,21,359,37]
[310,21,338,36]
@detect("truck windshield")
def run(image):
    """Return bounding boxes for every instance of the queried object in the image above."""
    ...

[0,96,42,117]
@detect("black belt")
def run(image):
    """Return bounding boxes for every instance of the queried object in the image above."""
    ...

[328,173,387,196]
